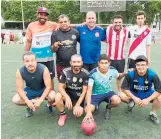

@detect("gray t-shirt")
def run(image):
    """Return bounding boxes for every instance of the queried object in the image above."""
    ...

[51,28,79,67]
[19,63,45,90]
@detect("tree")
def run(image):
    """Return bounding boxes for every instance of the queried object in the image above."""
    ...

[1,0,161,25]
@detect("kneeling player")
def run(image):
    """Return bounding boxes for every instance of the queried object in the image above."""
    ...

[12,52,56,117]
[121,55,161,124]
[55,54,89,126]
[83,54,126,122]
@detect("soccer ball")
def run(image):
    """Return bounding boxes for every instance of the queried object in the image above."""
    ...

[80,119,97,136]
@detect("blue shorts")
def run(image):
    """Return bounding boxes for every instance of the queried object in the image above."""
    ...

[91,91,116,106]
[24,87,45,100]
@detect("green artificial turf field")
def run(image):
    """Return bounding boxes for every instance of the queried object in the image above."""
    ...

[1,43,161,139]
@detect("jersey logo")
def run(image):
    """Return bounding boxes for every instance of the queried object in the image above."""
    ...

[72,35,76,39]
[145,80,149,84]
[79,78,83,83]
[95,32,99,37]
[73,77,77,82]
[82,32,86,35]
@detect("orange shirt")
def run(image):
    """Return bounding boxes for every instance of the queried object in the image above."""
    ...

[26,21,58,40]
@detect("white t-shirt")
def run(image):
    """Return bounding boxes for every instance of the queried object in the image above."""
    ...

[128,25,151,59]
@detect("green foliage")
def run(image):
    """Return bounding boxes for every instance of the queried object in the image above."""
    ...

[1,0,161,24]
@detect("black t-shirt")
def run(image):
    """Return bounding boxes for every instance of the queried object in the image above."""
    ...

[51,28,79,67]
[59,67,89,99]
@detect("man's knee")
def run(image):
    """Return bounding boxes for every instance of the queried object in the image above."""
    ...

[119,92,130,103]
[111,95,121,106]
[47,90,56,101]
[55,93,63,104]
[12,94,25,105]
[157,95,161,102]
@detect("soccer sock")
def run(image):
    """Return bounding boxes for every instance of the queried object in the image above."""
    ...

[60,110,66,115]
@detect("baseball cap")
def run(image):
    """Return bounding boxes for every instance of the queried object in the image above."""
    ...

[37,7,49,15]
[135,55,148,63]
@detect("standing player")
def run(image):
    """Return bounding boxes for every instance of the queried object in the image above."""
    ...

[12,52,56,117]
[83,54,126,122]
[128,11,151,70]
[121,55,161,124]
[25,7,58,86]
[54,54,89,126]
[51,14,79,79]
[106,15,128,73]
[76,11,106,72]
[1,32,5,44]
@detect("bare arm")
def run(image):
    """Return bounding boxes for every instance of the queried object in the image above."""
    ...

[116,79,122,92]
[86,85,93,113]
[16,69,29,102]
[122,89,136,100]
[51,41,63,52]
[116,72,126,92]
[58,83,69,98]
[25,39,32,52]
[16,69,35,110]
[40,67,52,101]
[75,86,87,106]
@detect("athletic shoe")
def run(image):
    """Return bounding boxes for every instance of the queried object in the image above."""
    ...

[58,114,67,126]
[46,104,53,115]
[127,100,135,112]
[25,107,33,118]
[149,112,160,124]
[104,105,111,120]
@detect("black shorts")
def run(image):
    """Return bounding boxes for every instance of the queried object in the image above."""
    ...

[66,92,85,108]
[110,59,125,73]
[83,63,98,72]
[38,60,55,79]
[128,58,136,69]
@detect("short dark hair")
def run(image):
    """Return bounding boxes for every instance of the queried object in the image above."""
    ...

[113,15,123,20]
[136,10,146,18]
[98,54,110,62]
[58,14,70,21]
[22,52,36,60]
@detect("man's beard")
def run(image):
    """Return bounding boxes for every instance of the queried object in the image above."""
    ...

[39,18,47,24]
[72,66,82,72]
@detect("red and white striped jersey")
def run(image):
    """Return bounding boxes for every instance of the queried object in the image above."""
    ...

[128,25,151,60]
[106,26,128,60]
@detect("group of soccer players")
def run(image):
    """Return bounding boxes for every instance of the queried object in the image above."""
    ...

[12,7,161,127]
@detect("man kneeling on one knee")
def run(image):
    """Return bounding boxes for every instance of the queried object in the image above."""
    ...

[12,52,56,117]
[120,55,161,124]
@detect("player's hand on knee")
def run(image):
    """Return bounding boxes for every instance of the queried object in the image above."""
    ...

[65,96,72,110]
[32,98,43,109]
[139,99,149,107]
[25,99,35,111]
[133,97,141,105]
[73,105,83,117]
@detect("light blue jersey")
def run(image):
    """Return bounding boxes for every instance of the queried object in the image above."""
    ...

[88,66,119,95]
